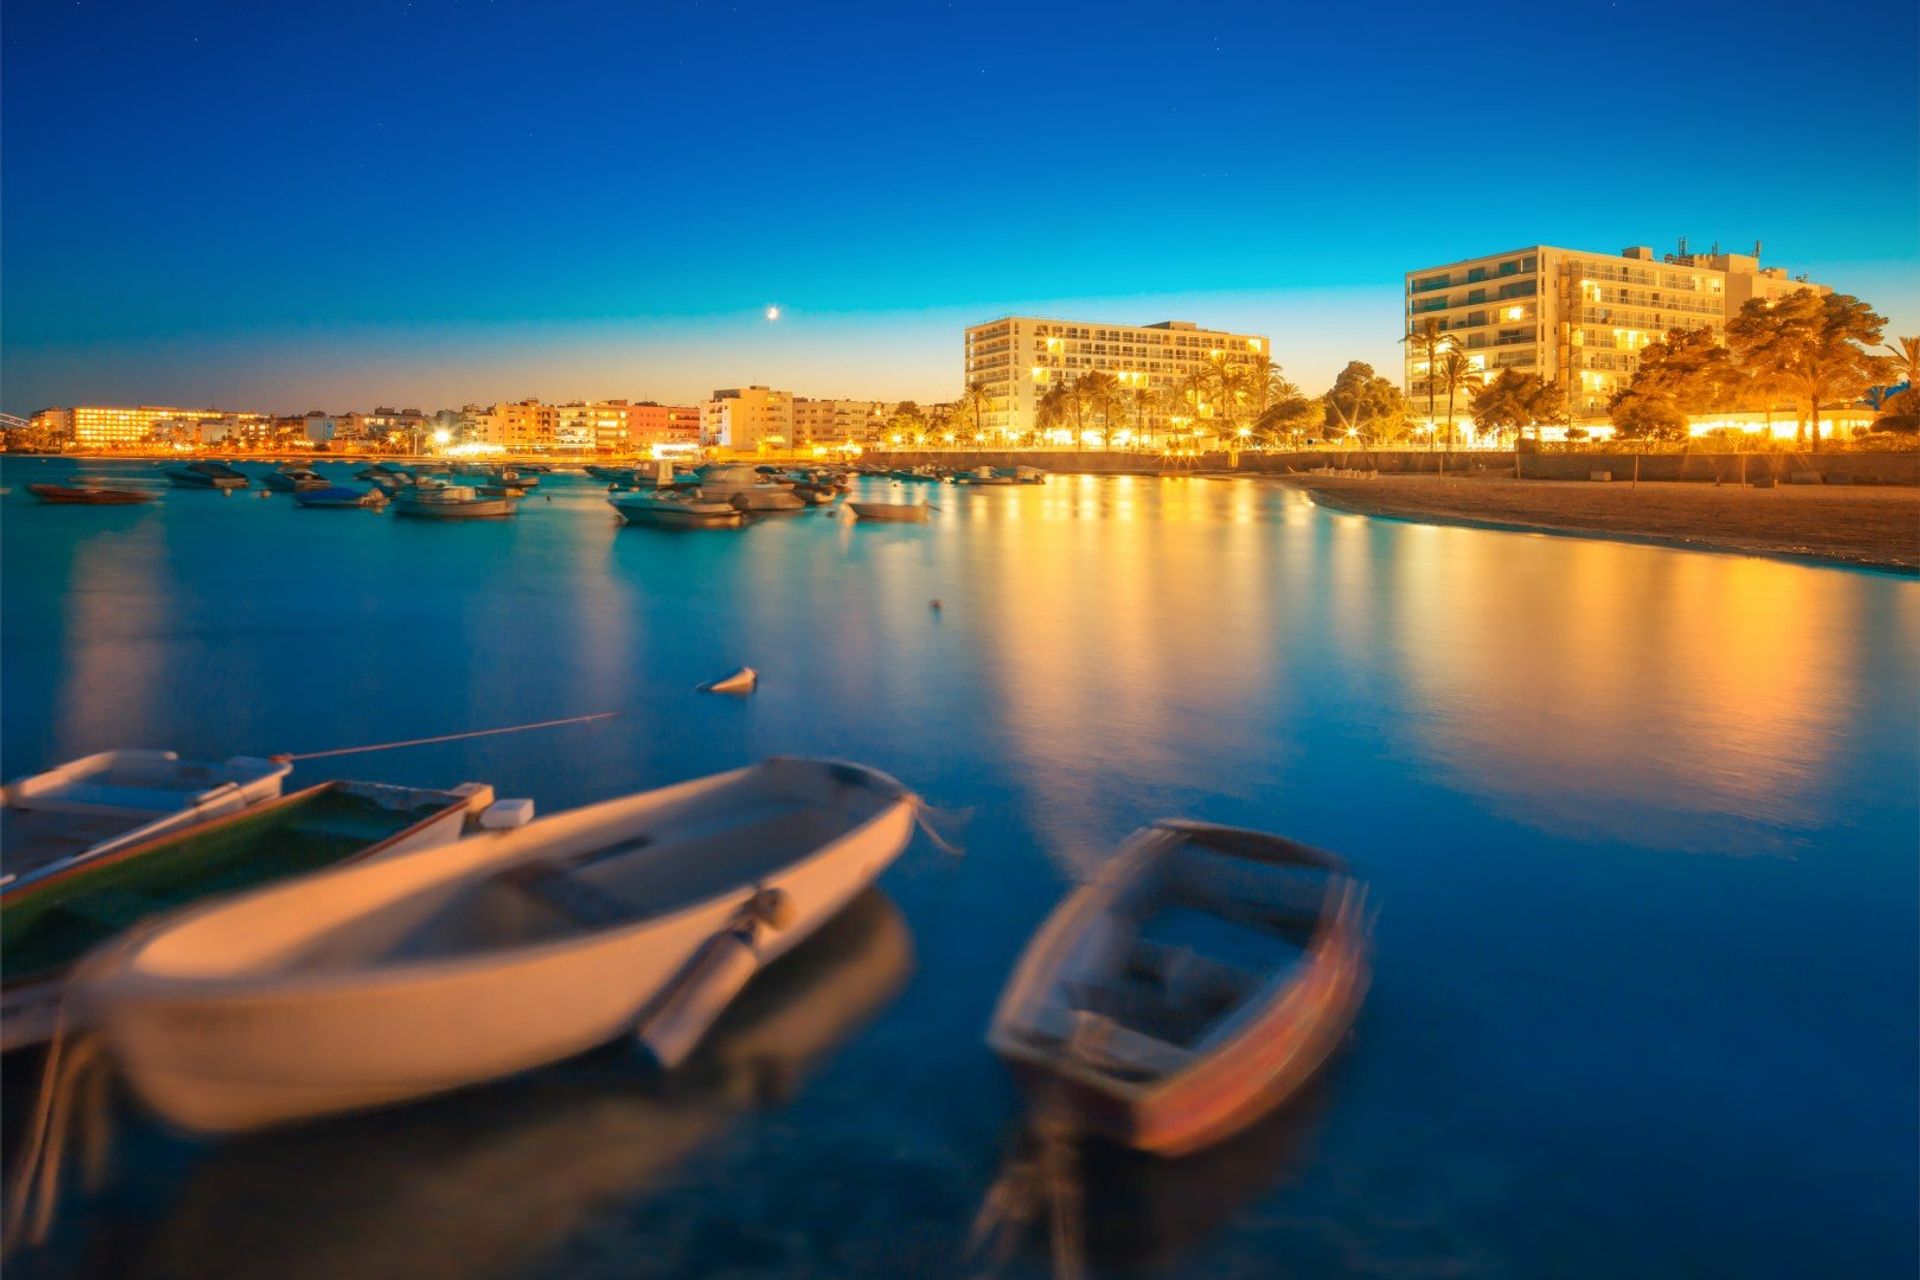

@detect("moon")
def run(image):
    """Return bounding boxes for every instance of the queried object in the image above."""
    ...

[765,305,780,321]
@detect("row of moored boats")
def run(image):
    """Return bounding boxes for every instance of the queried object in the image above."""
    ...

[1,746,1366,1163]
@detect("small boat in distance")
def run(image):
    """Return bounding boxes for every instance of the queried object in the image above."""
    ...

[3,779,504,1053]
[392,482,516,519]
[610,489,743,529]
[697,465,806,512]
[26,483,157,505]
[165,461,249,490]
[261,465,330,493]
[848,502,930,523]
[3,749,292,895]
[76,757,918,1133]
[295,485,389,509]
[988,820,1369,1156]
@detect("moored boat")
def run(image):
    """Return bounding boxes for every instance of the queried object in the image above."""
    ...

[26,483,156,505]
[3,779,504,1053]
[610,489,743,529]
[847,501,930,523]
[392,482,515,519]
[75,758,917,1132]
[988,820,1369,1156]
[697,465,806,512]
[3,750,292,895]
[165,461,249,490]
[953,465,1013,486]
[294,485,389,509]
[261,465,330,493]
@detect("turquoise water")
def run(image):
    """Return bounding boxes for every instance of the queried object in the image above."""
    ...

[3,457,1917,1278]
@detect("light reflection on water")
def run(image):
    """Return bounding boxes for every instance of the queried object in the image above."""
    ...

[2,459,1915,1278]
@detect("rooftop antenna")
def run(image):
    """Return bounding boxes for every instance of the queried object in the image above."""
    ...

[1709,240,1720,256]
[1677,235,1689,256]
[1752,239,1763,260]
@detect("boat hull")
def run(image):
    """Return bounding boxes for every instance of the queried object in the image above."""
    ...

[78,762,914,1132]
[611,497,742,528]
[26,484,155,505]
[393,495,516,519]
[848,503,929,523]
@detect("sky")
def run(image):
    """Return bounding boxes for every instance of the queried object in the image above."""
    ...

[3,0,1916,415]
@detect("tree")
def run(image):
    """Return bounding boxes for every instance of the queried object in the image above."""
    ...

[954,381,992,445]
[1078,371,1124,448]
[1254,390,1320,446]
[1402,316,1451,444]
[1322,362,1408,443]
[887,401,927,444]
[1436,350,1478,447]
[1726,289,1888,451]
[1130,384,1157,450]
[1471,370,1566,444]
[1607,391,1689,440]
[1883,335,1919,413]
[1166,367,1212,440]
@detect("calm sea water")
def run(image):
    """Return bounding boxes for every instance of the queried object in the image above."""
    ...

[3,458,1916,1279]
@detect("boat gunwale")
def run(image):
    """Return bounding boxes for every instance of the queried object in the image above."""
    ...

[3,779,485,991]
[82,759,914,1004]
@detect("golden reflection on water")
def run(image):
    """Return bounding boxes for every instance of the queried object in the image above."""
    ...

[54,518,169,758]
[941,478,1913,857]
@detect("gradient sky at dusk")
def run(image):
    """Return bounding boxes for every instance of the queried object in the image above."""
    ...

[3,0,1916,415]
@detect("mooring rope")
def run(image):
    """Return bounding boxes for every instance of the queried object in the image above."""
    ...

[271,710,618,762]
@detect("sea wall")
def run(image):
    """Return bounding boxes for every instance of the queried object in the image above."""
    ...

[858,450,1920,485]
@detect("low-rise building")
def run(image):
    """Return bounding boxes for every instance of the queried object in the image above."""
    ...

[704,387,793,452]
[792,398,891,447]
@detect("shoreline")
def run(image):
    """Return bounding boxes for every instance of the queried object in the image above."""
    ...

[1275,474,1920,575]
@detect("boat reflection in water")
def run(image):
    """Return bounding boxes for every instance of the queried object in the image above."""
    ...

[92,890,913,1280]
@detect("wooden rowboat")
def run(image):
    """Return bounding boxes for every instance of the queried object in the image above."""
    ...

[3,749,292,894]
[988,821,1368,1156]
[847,502,930,523]
[26,483,157,505]
[2,779,501,1053]
[74,758,917,1133]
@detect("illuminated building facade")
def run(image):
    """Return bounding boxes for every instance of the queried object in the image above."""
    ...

[963,317,1270,441]
[791,398,890,446]
[1405,244,1828,420]
[704,387,793,452]
[37,405,269,448]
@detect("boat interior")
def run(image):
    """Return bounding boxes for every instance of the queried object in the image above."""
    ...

[1020,833,1339,1084]
[2,784,456,979]
[267,762,905,973]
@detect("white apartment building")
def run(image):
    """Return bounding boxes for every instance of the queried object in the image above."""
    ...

[963,317,1270,440]
[704,387,793,452]
[1404,242,1828,420]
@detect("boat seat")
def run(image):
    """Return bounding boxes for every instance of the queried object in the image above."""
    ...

[494,860,646,930]
[1067,1010,1194,1080]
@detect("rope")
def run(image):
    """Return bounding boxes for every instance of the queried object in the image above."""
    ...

[2,1006,106,1256]
[272,710,618,762]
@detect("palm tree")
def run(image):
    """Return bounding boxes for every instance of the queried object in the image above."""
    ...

[1436,351,1477,447]
[1035,381,1067,440]
[1131,384,1156,451]
[955,381,992,446]
[1401,316,1450,444]
[1885,336,1920,412]
[1077,371,1123,448]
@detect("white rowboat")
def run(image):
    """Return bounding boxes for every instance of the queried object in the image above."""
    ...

[75,757,917,1133]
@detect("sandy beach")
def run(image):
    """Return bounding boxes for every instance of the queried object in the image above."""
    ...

[1281,473,1920,573]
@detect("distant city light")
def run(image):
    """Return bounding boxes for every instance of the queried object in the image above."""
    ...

[432,428,452,445]
[765,306,781,321]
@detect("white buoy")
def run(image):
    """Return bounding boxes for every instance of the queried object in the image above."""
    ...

[700,667,757,695]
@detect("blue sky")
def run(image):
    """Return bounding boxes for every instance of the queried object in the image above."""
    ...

[3,0,1915,414]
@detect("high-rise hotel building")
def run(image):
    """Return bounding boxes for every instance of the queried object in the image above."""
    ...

[964,317,1270,440]
[1404,243,1826,420]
